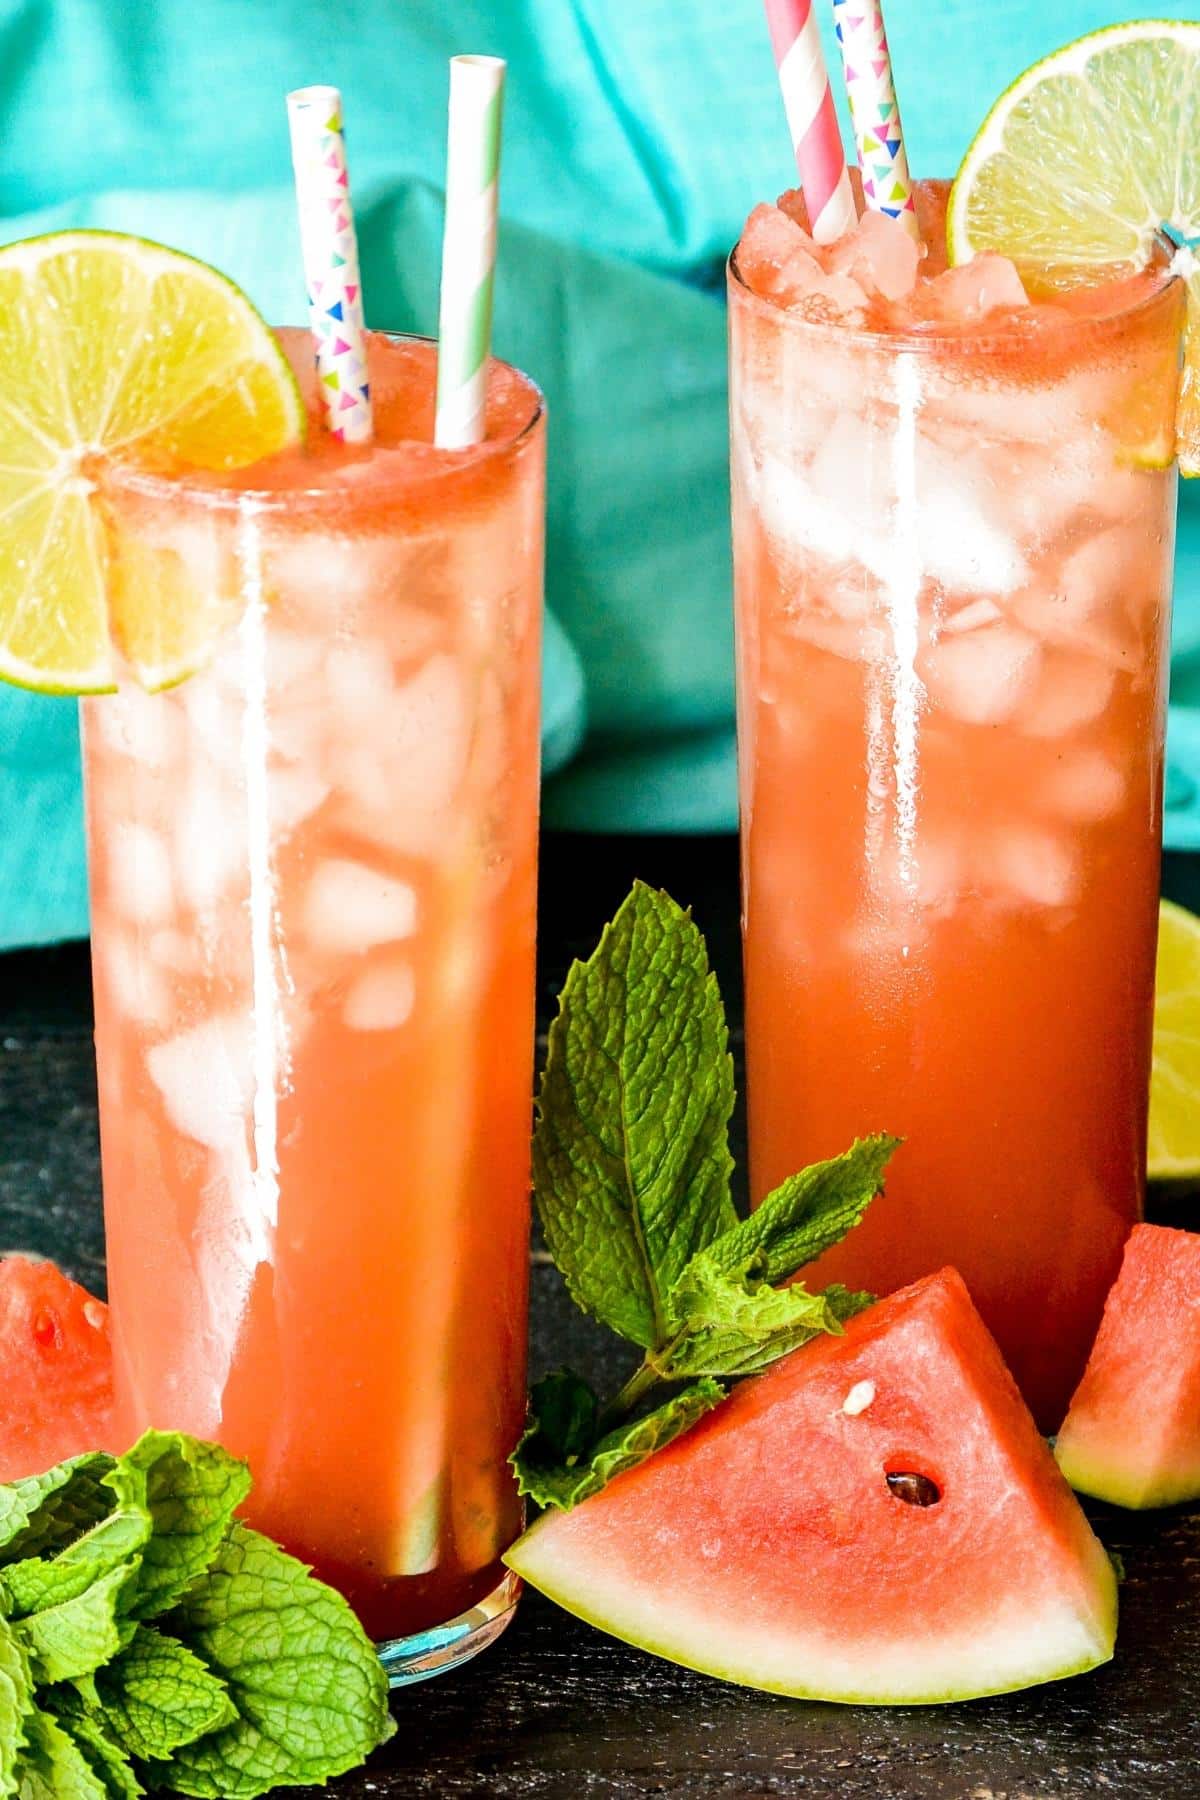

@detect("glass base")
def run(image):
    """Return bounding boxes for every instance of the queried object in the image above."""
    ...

[376,1569,521,1687]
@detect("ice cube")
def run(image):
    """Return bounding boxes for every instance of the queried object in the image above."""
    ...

[265,627,327,693]
[990,828,1080,909]
[923,624,1041,725]
[913,838,964,910]
[327,642,396,717]
[1013,531,1140,667]
[96,929,172,1030]
[1039,748,1126,821]
[827,209,920,302]
[784,605,887,664]
[107,822,174,926]
[269,765,330,835]
[343,960,416,1031]
[149,928,204,976]
[940,598,1003,635]
[388,603,445,667]
[811,419,1029,598]
[146,1013,252,1149]
[175,772,248,915]
[304,859,418,951]
[1020,652,1116,737]
[914,254,1029,326]
[338,653,470,856]
[181,671,245,780]
[93,685,181,770]
[737,203,868,317]
[752,443,859,574]
[265,531,366,629]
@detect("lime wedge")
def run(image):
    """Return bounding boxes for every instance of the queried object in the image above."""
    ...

[946,21,1200,471]
[1148,898,1200,1182]
[0,231,304,694]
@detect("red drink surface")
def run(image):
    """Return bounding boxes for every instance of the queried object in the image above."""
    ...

[730,188,1184,1428]
[85,333,544,1640]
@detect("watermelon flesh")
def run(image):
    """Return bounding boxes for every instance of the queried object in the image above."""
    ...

[507,1269,1116,1703]
[0,1255,117,1481]
[1055,1224,1200,1509]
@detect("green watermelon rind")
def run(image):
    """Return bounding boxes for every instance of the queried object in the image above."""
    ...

[1054,1442,1200,1512]
[507,1523,1117,1705]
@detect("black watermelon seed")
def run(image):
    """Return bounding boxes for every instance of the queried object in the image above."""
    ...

[886,1470,941,1507]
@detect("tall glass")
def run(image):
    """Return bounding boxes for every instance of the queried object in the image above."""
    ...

[729,235,1183,1430]
[82,331,545,1680]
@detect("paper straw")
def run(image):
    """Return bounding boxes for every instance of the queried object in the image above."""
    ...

[286,85,373,443]
[434,56,506,449]
[831,0,920,242]
[762,0,856,244]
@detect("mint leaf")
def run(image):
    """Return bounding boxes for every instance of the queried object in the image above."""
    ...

[682,1136,899,1289]
[161,1523,393,1798]
[38,1699,141,1800]
[2,1510,148,1617]
[661,1265,851,1379]
[525,1371,600,1463]
[824,1284,874,1324]
[13,1709,106,1800]
[0,1616,34,1798]
[12,1565,131,1684]
[90,1628,234,1763]
[0,1459,117,1565]
[511,1379,725,1511]
[533,883,737,1348]
[109,1434,251,1621]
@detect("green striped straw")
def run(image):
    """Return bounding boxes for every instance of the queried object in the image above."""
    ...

[434,55,506,449]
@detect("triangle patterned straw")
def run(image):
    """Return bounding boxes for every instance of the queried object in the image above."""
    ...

[286,84,373,443]
[830,0,921,242]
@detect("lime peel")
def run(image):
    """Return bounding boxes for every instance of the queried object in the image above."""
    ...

[1148,898,1200,1183]
[946,19,1200,473]
[0,230,304,695]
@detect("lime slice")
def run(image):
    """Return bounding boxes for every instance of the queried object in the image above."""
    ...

[1148,898,1200,1182]
[945,21,1200,472]
[0,231,304,694]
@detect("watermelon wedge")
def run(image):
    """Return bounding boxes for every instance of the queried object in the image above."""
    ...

[506,1269,1117,1703]
[1055,1224,1200,1510]
[0,1255,117,1481]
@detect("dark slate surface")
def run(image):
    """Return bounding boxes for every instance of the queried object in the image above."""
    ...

[2,834,1199,1800]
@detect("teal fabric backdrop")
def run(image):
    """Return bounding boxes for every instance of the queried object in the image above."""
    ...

[1,0,1198,948]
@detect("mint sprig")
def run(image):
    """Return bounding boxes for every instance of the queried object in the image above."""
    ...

[0,1433,393,1798]
[516,883,899,1511]
[533,881,737,1347]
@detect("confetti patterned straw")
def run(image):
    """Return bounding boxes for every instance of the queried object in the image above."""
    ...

[435,56,506,449]
[286,85,373,443]
[763,0,856,244]
[831,0,921,241]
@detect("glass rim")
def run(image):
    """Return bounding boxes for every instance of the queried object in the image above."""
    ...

[104,330,546,515]
[726,240,1184,357]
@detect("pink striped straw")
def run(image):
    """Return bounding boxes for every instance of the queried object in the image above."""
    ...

[762,0,857,244]
[832,0,921,241]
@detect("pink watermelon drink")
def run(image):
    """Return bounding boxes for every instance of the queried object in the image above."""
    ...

[82,330,545,1651]
[730,183,1183,1430]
